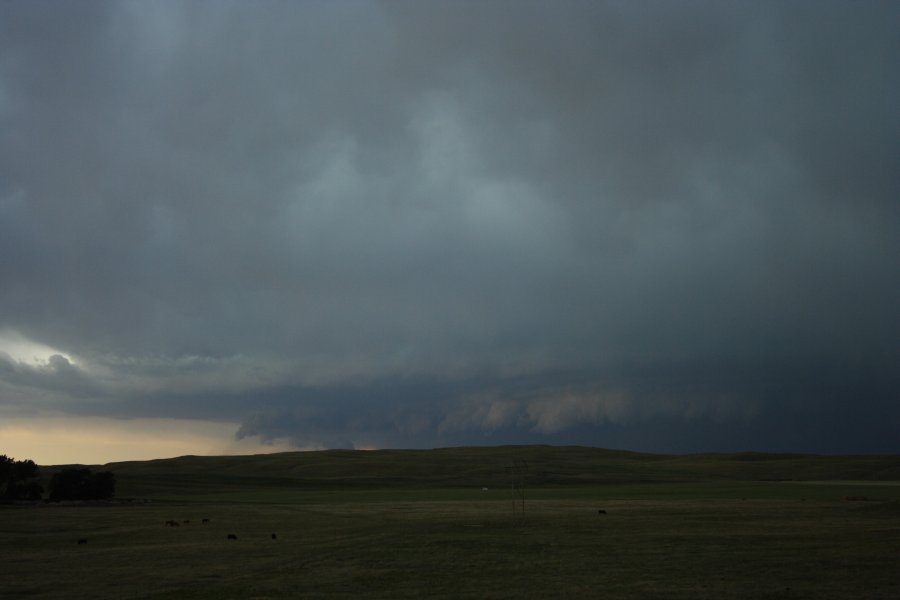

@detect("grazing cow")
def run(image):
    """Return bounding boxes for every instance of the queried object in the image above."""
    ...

[597,509,607,515]
[183,520,190,524]
[202,518,210,524]
[227,534,238,540]
[77,539,87,545]
[165,520,180,527]
[271,533,277,540]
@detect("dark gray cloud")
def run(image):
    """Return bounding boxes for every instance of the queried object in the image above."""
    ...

[1,1,898,454]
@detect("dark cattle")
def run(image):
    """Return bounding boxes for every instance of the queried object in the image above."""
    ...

[227,534,238,540]
[202,519,210,524]
[165,520,180,527]
[597,509,607,515]
[183,520,190,524]
[77,539,87,545]
[271,533,277,540]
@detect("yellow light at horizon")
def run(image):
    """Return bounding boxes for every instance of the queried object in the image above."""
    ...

[0,417,297,465]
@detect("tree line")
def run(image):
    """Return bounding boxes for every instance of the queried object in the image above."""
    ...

[1,455,115,503]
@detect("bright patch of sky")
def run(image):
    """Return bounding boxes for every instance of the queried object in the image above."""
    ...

[0,330,78,366]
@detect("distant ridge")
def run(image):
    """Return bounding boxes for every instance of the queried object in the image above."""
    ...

[41,445,898,499]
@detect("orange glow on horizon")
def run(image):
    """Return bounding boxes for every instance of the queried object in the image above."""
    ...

[0,417,297,465]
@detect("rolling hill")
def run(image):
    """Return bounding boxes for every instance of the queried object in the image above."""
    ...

[42,445,900,500]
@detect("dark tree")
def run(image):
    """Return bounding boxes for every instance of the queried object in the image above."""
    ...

[49,468,115,501]
[0,456,10,496]
[91,470,116,499]
[0,455,43,502]
[49,468,89,501]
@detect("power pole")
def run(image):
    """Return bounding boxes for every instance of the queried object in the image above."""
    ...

[508,459,527,524]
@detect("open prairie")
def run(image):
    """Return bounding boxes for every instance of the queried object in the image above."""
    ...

[3,447,899,599]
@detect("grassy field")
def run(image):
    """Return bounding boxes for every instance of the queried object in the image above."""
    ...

[3,447,899,599]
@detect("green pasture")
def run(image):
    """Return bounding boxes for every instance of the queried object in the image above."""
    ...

[3,447,900,599]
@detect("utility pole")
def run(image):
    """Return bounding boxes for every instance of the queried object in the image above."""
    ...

[508,458,527,524]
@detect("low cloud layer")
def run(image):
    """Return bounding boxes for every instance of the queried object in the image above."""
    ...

[1,1,898,458]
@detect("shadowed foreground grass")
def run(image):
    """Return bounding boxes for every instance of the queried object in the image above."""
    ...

[2,480,899,599]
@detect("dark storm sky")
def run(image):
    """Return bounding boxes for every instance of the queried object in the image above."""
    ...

[1,1,898,454]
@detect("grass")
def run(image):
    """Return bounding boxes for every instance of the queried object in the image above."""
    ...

[4,446,900,599]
